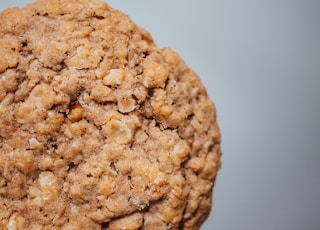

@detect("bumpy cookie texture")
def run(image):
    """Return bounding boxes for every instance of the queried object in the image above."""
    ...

[0,0,221,229]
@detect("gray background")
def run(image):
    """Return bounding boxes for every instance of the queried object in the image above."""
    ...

[1,1,320,229]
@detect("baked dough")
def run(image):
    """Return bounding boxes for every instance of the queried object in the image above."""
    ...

[0,0,221,229]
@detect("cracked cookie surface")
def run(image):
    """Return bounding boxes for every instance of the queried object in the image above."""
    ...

[0,0,221,229]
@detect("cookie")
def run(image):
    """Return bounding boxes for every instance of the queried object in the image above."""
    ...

[0,0,221,229]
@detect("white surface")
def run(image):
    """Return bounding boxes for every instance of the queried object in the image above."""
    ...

[1,1,320,229]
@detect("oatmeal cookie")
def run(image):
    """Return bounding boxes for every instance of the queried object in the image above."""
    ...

[0,0,221,229]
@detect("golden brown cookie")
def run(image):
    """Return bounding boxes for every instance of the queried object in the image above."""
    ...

[0,0,221,229]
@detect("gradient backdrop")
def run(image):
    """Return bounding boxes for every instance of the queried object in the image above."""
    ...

[1,1,320,229]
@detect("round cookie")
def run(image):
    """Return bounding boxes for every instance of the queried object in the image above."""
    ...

[0,0,221,229]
